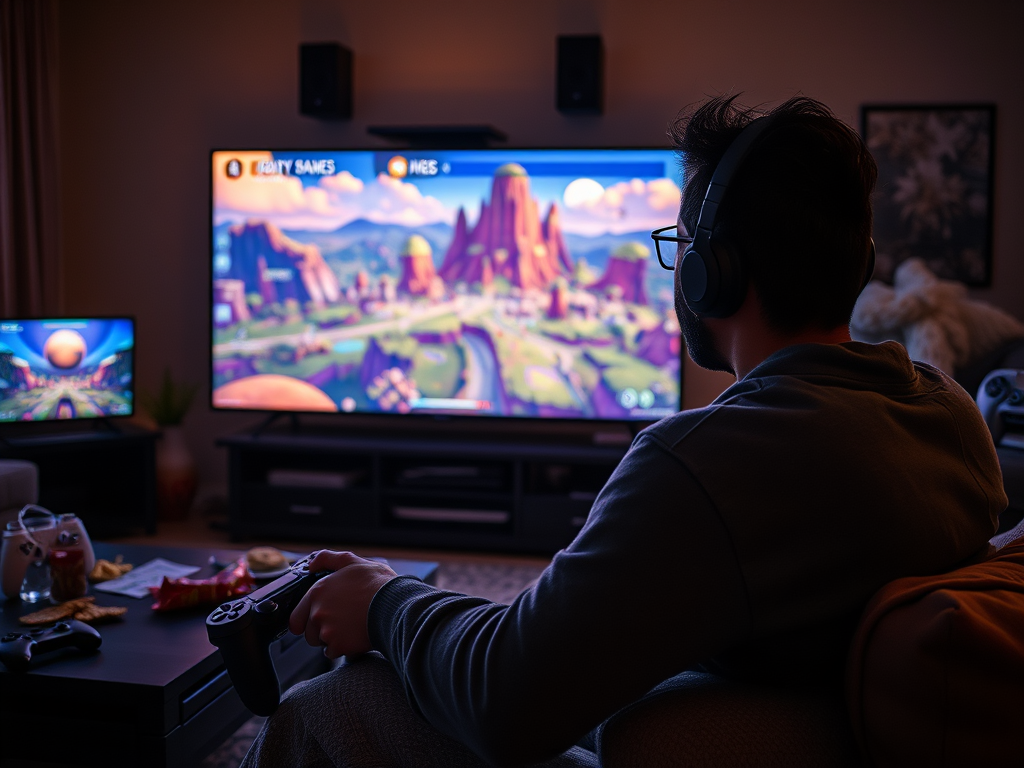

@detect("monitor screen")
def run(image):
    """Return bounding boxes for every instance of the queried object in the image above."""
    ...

[0,318,135,423]
[211,148,682,421]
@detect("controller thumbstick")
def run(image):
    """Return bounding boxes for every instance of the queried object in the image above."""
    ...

[985,376,1008,398]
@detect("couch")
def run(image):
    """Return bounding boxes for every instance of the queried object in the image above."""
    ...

[598,518,1024,767]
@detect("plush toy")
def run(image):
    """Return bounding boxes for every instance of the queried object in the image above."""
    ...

[851,258,1024,376]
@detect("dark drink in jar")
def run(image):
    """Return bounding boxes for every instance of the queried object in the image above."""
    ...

[50,548,88,602]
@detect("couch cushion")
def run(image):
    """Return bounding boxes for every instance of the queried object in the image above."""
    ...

[847,534,1024,767]
[598,671,859,768]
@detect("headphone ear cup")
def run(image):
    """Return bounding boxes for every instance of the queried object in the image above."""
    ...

[679,242,711,313]
[680,236,746,319]
[862,238,876,290]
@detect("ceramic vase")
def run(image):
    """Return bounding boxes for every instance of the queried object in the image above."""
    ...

[156,425,197,520]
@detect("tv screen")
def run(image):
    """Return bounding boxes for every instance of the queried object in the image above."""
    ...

[211,148,682,421]
[0,318,135,423]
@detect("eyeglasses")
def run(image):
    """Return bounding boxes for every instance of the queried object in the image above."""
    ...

[650,225,693,271]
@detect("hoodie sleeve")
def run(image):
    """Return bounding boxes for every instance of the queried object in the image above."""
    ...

[367,432,751,766]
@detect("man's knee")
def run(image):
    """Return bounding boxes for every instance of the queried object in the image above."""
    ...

[242,656,399,768]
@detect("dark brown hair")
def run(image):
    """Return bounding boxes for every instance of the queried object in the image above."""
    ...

[670,95,877,333]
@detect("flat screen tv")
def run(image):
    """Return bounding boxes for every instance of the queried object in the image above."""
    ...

[0,318,135,423]
[210,148,682,421]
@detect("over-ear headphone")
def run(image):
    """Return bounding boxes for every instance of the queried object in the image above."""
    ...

[678,115,876,318]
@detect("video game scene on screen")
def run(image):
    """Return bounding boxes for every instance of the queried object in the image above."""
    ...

[211,149,683,420]
[0,319,134,423]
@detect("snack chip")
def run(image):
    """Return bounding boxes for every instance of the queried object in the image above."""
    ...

[73,603,128,624]
[19,597,95,626]
[89,556,134,583]
[246,546,287,573]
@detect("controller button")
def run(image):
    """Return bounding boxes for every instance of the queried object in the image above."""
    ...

[986,376,1008,397]
[2,633,17,642]
[54,622,70,632]
[255,599,278,614]
[1010,389,1024,406]
[232,602,246,611]
[220,603,231,612]
[227,611,239,619]
[209,613,225,623]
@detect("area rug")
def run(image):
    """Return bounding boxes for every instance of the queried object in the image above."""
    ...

[201,559,546,768]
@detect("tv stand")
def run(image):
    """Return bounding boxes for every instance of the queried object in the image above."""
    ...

[250,412,301,437]
[218,424,629,554]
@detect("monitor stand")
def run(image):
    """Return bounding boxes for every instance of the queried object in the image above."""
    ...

[0,417,126,446]
[92,417,122,435]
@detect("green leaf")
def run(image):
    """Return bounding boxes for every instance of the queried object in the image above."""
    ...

[140,368,199,426]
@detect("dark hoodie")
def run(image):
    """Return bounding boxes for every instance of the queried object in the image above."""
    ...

[368,341,1005,766]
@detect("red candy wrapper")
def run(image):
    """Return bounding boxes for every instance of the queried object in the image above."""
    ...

[149,560,254,612]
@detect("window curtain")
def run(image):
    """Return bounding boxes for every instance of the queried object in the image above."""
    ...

[0,0,60,317]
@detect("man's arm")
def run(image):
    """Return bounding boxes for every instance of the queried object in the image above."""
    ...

[367,433,753,766]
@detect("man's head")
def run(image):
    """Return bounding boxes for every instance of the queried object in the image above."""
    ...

[669,96,877,370]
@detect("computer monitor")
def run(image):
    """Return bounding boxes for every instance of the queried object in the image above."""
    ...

[0,317,135,423]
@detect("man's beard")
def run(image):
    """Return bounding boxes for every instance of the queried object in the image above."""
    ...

[675,283,734,374]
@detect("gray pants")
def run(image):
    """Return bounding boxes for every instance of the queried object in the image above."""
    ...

[240,653,600,768]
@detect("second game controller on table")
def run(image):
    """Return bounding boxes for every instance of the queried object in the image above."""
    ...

[0,619,102,672]
[207,552,330,716]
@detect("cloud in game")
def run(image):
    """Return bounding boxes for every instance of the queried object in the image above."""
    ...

[559,177,681,236]
[355,175,451,227]
[213,159,452,231]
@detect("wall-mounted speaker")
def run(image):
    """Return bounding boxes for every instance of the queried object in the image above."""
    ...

[556,35,603,115]
[299,43,352,119]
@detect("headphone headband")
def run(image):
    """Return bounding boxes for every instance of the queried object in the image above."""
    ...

[690,115,777,260]
[681,114,780,318]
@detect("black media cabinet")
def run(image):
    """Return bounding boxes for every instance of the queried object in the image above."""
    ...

[219,427,631,554]
[0,423,158,535]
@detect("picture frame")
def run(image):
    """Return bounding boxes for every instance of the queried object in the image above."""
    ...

[861,104,996,286]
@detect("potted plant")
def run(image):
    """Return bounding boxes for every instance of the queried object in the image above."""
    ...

[142,369,200,521]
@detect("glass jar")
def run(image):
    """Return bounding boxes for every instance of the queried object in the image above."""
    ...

[19,553,51,603]
[50,548,88,602]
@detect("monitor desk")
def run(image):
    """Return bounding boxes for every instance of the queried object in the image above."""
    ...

[0,542,438,768]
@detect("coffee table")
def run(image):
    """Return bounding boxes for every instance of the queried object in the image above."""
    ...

[0,542,437,767]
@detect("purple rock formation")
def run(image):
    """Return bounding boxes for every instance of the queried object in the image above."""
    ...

[439,164,569,292]
[225,220,341,308]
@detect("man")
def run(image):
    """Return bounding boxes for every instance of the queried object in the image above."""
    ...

[242,96,1004,767]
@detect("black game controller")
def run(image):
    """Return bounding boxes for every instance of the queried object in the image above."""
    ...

[977,369,1024,445]
[0,620,102,672]
[206,552,330,716]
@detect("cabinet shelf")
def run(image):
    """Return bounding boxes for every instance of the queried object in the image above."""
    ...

[219,427,627,554]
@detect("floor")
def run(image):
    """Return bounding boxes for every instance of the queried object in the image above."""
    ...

[109,509,553,768]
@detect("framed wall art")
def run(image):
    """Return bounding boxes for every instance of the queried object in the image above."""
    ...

[861,104,996,286]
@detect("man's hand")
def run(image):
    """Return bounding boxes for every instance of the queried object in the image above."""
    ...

[289,550,398,659]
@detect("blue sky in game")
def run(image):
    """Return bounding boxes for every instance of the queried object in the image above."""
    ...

[213,148,682,237]
[0,318,134,373]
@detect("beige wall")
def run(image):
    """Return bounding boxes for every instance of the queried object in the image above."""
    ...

[56,0,1024,485]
